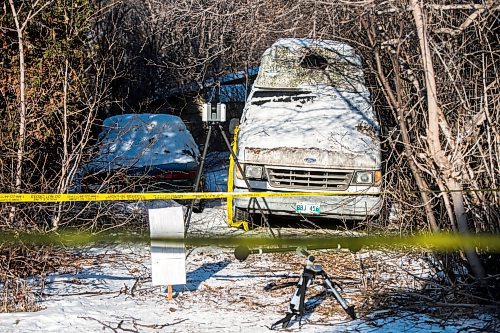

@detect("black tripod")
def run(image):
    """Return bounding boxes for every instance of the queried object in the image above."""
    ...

[270,250,356,329]
[184,122,275,237]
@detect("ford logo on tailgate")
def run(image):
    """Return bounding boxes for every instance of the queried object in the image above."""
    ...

[304,157,317,164]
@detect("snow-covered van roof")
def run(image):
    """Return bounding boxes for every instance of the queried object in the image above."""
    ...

[255,38,365,91]
[87,114,199,173]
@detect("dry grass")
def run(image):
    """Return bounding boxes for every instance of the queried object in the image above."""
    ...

[0,246,86,313]
[260,249,499,321]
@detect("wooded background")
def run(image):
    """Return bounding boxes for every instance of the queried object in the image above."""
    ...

[1,0,499,280]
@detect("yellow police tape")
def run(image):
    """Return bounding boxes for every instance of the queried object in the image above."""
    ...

[0,191,379,203]
[226,126,251,231]
[0,189,495,203]
[0,230,498,252]
[227,126,237,228]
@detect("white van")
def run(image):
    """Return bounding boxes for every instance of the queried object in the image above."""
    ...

[232,38,382,221]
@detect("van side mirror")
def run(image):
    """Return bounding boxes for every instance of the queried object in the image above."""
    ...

[229,118,240,135]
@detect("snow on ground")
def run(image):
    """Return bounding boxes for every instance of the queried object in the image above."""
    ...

[0,244,491,332]
[0,203,494,332]
[0,153,496,332]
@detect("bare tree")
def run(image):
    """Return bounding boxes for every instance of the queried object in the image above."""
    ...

[6,0,53,224]
[410,0,485,279]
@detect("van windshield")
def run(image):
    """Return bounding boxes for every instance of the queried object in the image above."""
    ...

[255,46,365,92]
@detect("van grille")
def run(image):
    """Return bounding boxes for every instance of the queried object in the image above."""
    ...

[266,168,353,190]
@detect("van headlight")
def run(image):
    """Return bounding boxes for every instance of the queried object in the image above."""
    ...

[235,164,245,179]
[245,165,264,179]
[353,170,382,185]
[354,171,373,184]
[235,164,265,180]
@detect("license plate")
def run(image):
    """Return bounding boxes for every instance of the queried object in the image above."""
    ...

[295,202,321,215]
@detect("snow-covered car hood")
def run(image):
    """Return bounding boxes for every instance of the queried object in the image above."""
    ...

[85,114,199,174]
[237,87,381,169]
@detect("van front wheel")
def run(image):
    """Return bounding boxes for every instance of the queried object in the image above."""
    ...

[233,206,255,229]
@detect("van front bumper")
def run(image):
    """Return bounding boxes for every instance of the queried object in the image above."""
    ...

[232,188,382,220]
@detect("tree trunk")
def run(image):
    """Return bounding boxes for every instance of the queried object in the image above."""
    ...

[8,0,28,225]
[360,15,439,232]
[52,60,70,230]
[410,0,485,279]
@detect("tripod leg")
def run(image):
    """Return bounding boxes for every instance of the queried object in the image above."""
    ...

[218,124,276,238]
[321,271,356,319]
[270,313,294,330]
[293,272,313,316]
[184,124,212,235]
[271,270,314,329]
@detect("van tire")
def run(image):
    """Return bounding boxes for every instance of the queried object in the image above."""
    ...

[192,199,205,213]
[233,206,259,229]
[234,207,250,222]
